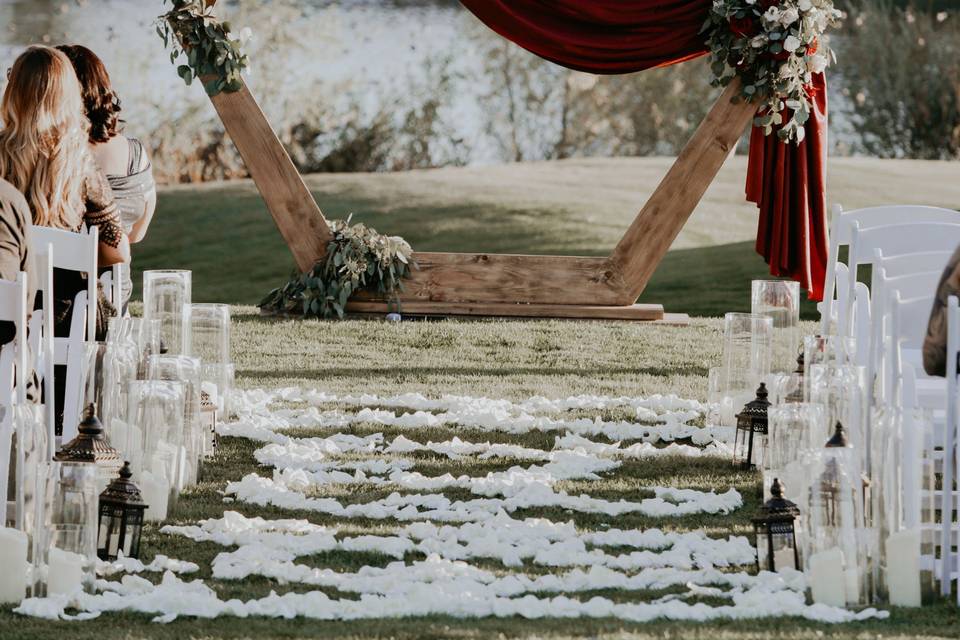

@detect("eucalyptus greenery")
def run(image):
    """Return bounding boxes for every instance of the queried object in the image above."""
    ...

[260,218,415,319]
[702,0,842,143]
[157,0,249,96]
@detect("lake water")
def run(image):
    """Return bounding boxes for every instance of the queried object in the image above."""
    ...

[0,0,858,169]
[0,0,498,157]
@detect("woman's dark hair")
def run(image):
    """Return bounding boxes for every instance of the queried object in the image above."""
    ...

[55,44,122,144]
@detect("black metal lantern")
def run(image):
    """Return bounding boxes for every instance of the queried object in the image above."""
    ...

[97,461,147,560]
[814,422,851,529]
[733,383,770,469]
[56,403,124,490]
[753,477,801,572]
[784,350,805,404]
[200,389,218,459]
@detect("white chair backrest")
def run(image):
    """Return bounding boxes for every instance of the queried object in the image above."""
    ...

[33,244,56,457]
[60,290,90,444]
[31,225,98,340]
[0,271,29,523]
[822,205,960,334]
[832,205,960,245]
[879,250,952,280]
[867,264,942,406]
[0,272,29,405]
[842,222,960,337]
[943,295,960,598]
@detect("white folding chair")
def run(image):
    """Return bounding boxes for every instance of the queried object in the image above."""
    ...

[0,271,29,526]
[821,204,960,335]
[30,226,98,444]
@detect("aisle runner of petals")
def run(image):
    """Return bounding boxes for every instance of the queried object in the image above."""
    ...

[15,388,888,624]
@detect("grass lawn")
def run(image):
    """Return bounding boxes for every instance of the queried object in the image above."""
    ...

[3,312,959,639]
[135,156,960,319]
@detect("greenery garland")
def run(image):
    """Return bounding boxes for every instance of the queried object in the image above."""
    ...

[260,218,416,319]
[157,0,249,96]
[703,0,842,143]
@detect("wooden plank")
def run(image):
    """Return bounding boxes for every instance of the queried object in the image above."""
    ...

[609,78,758,301]
[350,252,629,306]
[207,81,332,272]
[345,300,664,321]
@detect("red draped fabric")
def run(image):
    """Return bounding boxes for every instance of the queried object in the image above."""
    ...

[460,0,829,300]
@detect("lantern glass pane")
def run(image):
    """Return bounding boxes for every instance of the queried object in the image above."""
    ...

[97,505,124,560]
[122,509,144,558]
[770,526,798,571]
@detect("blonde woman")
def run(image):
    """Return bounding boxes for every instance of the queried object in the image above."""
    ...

[0,45,129,432]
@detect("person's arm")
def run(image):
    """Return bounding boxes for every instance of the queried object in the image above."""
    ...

[0,184,33,343]
[128,142,156,244]
[84,156,130,265]
[923,246,960,377]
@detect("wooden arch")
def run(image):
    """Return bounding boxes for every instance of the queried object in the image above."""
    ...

[209,77,758,321]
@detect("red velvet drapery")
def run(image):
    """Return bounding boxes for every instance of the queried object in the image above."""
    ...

[460,0,829,300]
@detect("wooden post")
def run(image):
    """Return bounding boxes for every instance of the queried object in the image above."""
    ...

[207,81,332,272]
[609,78,759,301]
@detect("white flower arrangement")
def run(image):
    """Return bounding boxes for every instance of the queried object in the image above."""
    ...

[703,0,843,143]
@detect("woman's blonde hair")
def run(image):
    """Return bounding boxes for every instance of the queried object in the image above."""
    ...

[0,45,90,230]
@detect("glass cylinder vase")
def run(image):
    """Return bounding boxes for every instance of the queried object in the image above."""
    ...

[752,280,800,374]
[142,270,192,357]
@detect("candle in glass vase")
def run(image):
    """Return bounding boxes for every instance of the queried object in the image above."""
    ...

[808,547,846,607]
[140,470,168,522]
[47,547,84,595]
[0,527,28,603]
[886,528,921,607]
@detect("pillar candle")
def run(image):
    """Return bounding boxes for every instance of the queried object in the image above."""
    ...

[808,547,846,607]
[886,528,922,607]
[0,527,28,603]
[47,547,84,595]
[773,547,796,571]
[141,470,169,522]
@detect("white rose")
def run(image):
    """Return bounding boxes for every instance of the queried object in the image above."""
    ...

[779,8,800,25]
[751,35,768,48]
[798,0,812,11]
[808,53,828,73]
[763,7,781,22]
[783,35,802,52]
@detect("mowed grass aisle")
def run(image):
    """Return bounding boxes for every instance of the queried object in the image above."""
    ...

[4,311,960,639]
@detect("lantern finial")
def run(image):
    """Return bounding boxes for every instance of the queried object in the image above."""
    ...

[770,477,785,499]
[825,421,849,448]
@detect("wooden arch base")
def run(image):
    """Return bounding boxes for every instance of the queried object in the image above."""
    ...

[208,78,758,322]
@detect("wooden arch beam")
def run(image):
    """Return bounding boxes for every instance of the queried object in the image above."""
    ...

[610,78,758,301]
[207,75,757,320]
[209,83,332,272]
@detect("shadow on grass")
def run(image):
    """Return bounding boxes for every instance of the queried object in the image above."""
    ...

[237,364,710,380]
